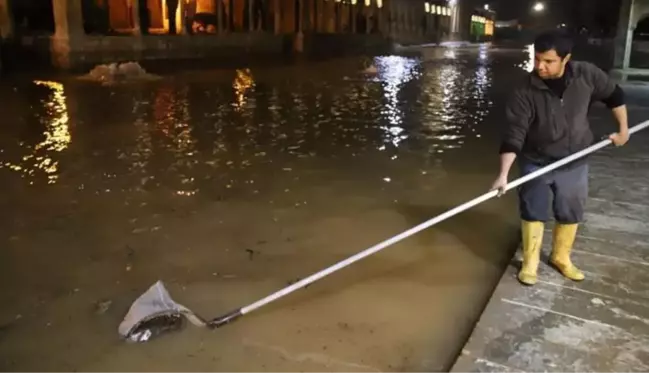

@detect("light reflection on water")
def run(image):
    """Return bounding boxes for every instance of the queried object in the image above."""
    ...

[154,85,198,196]
[518,44,535,72]
[0,46,525,195]
[374,55,420,148]
[233,68,255,112]
[416,44,494,155]
[0,80,71,184]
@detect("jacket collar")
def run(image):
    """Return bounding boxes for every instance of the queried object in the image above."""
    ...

[528,61,575,90]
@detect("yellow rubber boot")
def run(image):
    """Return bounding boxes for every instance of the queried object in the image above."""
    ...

[518,221,545,286]
[551,223,585,281]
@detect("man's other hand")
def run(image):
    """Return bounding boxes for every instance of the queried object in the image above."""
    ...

[609,131,630,147]
[491,175,508,197]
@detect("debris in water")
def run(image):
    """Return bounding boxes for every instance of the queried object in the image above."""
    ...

[338,322,351,331]
[79,62,162,85]
[245,249,258,260]
[126,313,185,342]
[95,300,113,315]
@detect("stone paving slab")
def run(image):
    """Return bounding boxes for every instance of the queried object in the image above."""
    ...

[451,109,649,372]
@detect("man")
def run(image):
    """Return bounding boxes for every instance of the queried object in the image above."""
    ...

[492,31,630,286]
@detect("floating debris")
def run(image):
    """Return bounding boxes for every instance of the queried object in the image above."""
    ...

[95,300,113,315]
[79,62,162,85]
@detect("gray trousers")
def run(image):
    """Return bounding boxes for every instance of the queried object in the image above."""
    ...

[517,159,589,224]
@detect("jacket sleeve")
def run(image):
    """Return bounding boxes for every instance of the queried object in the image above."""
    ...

[500,89,533,154]
[584,62,617,102]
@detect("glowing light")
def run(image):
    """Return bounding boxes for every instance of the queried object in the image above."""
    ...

[533,2,544,12]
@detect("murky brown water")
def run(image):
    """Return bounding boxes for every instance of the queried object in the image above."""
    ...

[0,45,532,371]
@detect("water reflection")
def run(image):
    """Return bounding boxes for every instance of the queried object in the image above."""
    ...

[0,50,527,196]
[0,80,71,184]
[472,45,494,133]
[233,68,255,112]
[133,85,198,196]
[444,49,457,59]
[414,45,495,155]
[518,44,535,72]
[478,44,488,61]
[374,55,419,148]
[425,62,464,154]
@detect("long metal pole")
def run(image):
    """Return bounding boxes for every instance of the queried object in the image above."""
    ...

[210,120,649,328]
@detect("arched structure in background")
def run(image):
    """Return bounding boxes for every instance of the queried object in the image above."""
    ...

[630,14,649,68]
[0,0,460,70]
[636,15,649,39]
[614,0,649,70]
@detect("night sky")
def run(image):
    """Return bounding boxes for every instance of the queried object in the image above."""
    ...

[484,0,623,35]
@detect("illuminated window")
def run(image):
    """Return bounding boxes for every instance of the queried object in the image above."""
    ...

[436,5,441,14]
[376,0,382,7]
[425,2,430,12]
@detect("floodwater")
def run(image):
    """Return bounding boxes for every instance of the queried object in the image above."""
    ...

[0,45,533,371]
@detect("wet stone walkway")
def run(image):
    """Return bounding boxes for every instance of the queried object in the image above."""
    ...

[452,98,649,372]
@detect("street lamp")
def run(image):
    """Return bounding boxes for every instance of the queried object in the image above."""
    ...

[532,2,544,12]
[484,4,489,10]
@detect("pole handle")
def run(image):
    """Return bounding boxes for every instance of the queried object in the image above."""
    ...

[216,120,649,322]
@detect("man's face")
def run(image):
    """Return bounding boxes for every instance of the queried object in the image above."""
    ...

[534,49,570,79]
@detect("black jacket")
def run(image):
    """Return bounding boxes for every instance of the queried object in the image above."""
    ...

[501,61,618,165]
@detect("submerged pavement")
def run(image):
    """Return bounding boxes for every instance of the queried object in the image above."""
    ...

[0,44,526,371]
[2,43,640,371]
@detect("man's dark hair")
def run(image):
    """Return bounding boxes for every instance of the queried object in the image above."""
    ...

[534,30,574,59]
